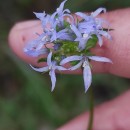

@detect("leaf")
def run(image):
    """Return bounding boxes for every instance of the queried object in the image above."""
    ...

[70,60,79,66]
[85,35,98,50]
[64,21,70,29]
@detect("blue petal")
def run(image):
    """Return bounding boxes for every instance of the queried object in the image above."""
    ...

[57,0,68,15]
[56,66,67,71]
[78,21,96,33]
[88,56,113,63]
[78,38,89,50]
[49,70,56,91]
[75,12,89,21]
[97,34,103,47]
[51,12,57,20]
[69,61,83,70]
[83,64,92,93]
[50,30,57,42]
[91,8,106,17]
[47,52,52,66]
[60,55,82,65]
[57,29,73,41]
[70,24,82,38]
[24,48,48,57]
[33,12,46,20]
[98,31,112,40]
[24,36,47,57]
[64,14,74,23]
[63,9,70,14]
[30,65,49,72]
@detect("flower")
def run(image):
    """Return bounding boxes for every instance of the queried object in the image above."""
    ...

[30,52,67,91]
[70,24,91,50]
[24,0,113,92]
[55,0,71,25]
[24,33,49,57]
[50,29,74,42]
[60,55,112,92]
[34,12,57,32]
[56,0,70,17]
[75,8,112,46]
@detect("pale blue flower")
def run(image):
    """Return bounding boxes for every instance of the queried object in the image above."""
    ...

[75,8,111,46]
[56,0,70,17]
[31,52,67,91]
[33,11,46,21]
[42,14,57,32]
[70,24,91,50]
[55,0,73,27]
[34,11,57,32]
[24,33,49,57]
[76,8,106,21]
[60,55,112,92]
[50,29,74,42]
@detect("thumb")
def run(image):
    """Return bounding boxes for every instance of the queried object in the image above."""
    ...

[58,90,130,130]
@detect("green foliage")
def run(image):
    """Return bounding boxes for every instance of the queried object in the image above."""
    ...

[85,35,98,50]
[65,0,130,12]
[59,40,79,55]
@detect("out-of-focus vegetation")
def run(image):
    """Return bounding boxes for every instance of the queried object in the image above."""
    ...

[0,0,130,129]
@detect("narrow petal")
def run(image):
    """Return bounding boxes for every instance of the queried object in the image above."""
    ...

[24,37,48,57]
[75,12,89,21]
[97,34,103,46]
[57,29,73,41]
[50,30,57,42]
[47,52,52,65]
[30,65,49,72]
[70,24,82,38]
[69,61,83,70]
[56,66,67,71]
[78,38,89,50]
[63,9,70,14]
[33,12,46,20]
[91,8,106,17]
[60,55,82,65]
[58,33,73,41]
[88,56,113,63]
[99,30,112,40]
[63,14,74,23]
[51,12,57,20]
[57,0,67,13]
[24,48,48,57]
[83,65,92,92]
[49,70,56,91]
[24,39,38,49]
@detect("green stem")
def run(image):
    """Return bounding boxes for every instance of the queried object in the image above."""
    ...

[87,86,94,130]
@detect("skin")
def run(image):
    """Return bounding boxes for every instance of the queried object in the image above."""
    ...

[8,8,130,130]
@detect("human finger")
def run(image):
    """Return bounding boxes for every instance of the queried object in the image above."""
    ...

[8,8,130,77]
[57,90,130,130]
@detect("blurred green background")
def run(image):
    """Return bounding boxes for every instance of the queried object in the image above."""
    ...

[0,0,130,130]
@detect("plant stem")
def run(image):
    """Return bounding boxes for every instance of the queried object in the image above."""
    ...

[87,86,94,130]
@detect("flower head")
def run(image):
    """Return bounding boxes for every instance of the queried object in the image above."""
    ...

[24,1,113,92]
[75,8,111,46]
